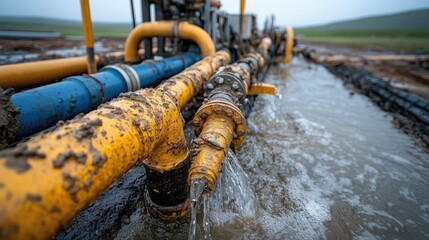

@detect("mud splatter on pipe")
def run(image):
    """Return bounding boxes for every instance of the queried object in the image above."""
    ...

[0,51,230,239]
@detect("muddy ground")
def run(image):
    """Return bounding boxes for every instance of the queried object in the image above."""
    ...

[0,37,126,63]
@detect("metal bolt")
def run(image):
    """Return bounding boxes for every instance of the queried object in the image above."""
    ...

[216,77,224,84]
[207,83,214,90]
[232,83,239,90]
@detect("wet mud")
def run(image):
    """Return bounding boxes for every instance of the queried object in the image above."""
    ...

[0,144,45,173]
[0,88,19,149]
[55,165,147,240]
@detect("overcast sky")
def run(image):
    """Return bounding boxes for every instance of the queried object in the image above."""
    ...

[1,0,429,27]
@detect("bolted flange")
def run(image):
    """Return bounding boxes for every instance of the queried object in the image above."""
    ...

[203,65,250,104]
[192,100,246,152]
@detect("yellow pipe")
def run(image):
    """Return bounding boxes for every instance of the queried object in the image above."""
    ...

[284,26,294,63]
[240,0,245,14]
[189,52,269,194]
[159,51,230,109]
[0,56,99,89]
[80,0,97,73]
[124,21,215,62]
[189,114,235,192]
[258,37,272,60]
[0,51,230,239]
[247,83,277,96]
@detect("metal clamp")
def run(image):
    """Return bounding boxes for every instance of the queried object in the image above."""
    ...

[101,64,141,92]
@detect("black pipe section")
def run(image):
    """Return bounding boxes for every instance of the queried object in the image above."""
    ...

[130,0,136,28]
[141,0,153,59]
[155,2,165,56]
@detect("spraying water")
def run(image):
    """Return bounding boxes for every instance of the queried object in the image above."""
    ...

[188,179,205,240]
[187,150,261,239]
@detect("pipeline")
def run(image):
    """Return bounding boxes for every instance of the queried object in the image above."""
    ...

[124,21,215,62]
[188,49,276,193]
[0,0,97,90]
[7,52,200,143]
[0,56,99,89]
[0,50,230,239]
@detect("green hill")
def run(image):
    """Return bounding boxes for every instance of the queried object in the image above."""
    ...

[307,8,429,30]
[0,16,132,37]
[295,8,429,51]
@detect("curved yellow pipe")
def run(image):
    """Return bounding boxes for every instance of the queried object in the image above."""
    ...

[124,21,215,62]
[0,56,99,89]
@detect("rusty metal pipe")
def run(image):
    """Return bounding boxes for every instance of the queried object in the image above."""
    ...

[0,56,99,89]
[124,21,215,62]
[189,52,271,193]
[0,51,230,239]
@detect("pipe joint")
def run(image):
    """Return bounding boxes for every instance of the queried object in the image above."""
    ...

[204,65,251,104]
[192,100,246,153]
[100,64,140,92]
[144,153,191,221]
[237,53,265,77]
[189,97,246,192]
[189,111,239,193]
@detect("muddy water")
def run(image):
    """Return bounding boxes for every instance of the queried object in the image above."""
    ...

[115,58,429,239]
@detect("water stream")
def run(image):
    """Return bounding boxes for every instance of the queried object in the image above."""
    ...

[189,150,261,239]
[115,57,429,239]
[188,179,205,240]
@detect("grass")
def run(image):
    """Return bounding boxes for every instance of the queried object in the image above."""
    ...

[294,8,429,52]
[0,16,132,37]
[295,29,429,52]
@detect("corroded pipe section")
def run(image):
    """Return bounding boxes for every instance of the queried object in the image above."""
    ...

[0,51,230,239]
[189,52,268,193]
[190,102,244,192]
[125,21,216,62]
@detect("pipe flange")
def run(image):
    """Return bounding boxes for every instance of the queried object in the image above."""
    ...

[204,68,249,104]
[144,190,190,222]
[193,100,246,152]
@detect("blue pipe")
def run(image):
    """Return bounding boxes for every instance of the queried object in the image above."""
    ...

[12,52,200,139]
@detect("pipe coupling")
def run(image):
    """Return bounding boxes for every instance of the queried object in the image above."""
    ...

[101,64,141,91]
[192,100,246,152]
[204,65,250,104]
